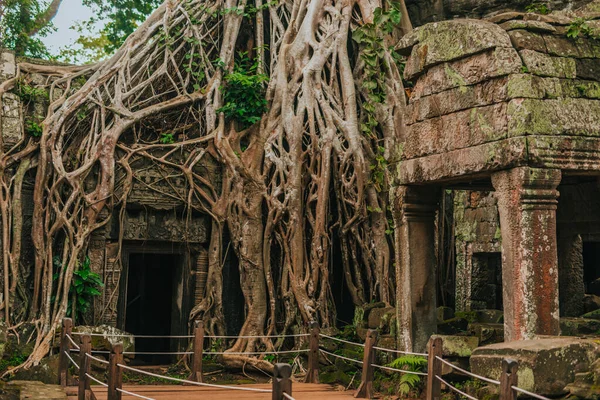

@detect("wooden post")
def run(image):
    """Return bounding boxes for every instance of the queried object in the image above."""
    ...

[426,337,443,400]
[354,329,378,399]
[108,343,124,400]
[78,334,91,400]
[272,363,293,400]
[188,320,204,382]
[59,318,73,386]
[304,321,320,383]
[500,358,519,400]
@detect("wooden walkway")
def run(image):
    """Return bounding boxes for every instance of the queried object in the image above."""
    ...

[91,383,356,399]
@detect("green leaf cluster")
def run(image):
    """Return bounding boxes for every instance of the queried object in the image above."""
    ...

[25,118,43,137]
[525,3,550,14]
[160,132,175,144]
[53,256,103,323]
[567,18,600,39]
[0,0,56,57]
[387,355,427,395]
[15,80,49,103]
[217,51,269,129]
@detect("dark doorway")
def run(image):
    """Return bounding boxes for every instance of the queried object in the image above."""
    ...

[583,241,600,291]
[125,253,180,364]
[471,252,503,310]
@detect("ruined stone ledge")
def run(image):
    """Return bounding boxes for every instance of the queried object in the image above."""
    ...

[392,137,528,184]
[408,75,600,125]
[410,47,522,99]
[500,20,557,33]
[507,98,600,137]
[405,102,508,159]
[399,19,514,80]
[394,134,600,184]
[520,49,576,78]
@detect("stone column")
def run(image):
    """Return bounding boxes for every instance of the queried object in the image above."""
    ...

[394,185,439,352]
[557,234,584,317]
[492,167,561,341]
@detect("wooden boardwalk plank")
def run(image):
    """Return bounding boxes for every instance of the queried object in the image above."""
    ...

[91,383,357,399]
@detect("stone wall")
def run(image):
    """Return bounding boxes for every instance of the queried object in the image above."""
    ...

[454,191,502,312]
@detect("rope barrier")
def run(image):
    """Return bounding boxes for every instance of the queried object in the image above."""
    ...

[319,334,365,347]
[117,363,273,393]
[69,349,111,355]
[512,386,552,400]
[123,351,194,355]
[206,333,310,339]
[85,373,109,388]
[86,353,110,365]
[205,349,309,356]
[117,388,157,400]
[436,375,477,400]
[319,349,363,365]
[71,332,194,339]
[435,356,500,386]
[64,350,80,370]
[372,346,428,357]
[65,334,80,350]
[283,393,295,400]
[371,363,428,376]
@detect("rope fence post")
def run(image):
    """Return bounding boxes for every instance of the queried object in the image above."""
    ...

[59,318,73,387]
[188,320,204,383]
[272,363,293,400]
[305,321,320,383]
[354,329,378,399]
[426,337,442,400]
[78,334,91,400]
[108,343,124,400]
[500,358,518,400]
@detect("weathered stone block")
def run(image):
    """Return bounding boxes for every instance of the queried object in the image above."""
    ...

[560,317,600,336]
[0,52,16,81]
[405,102,508,159]
[367,306,395,329]
[394,137,528,184]
[438,317,469,334]
[519,49,576,78]
[500,20,556,33]
[72,325,135,355]
[468,322,504,345]
[411,47,522,99]
[507,98,600,137]
[428,334,479,357]
[400,20,514,80]
[584,294,600,313]
[474,309,504,324]
[437,306,455,322]
[544,35,595,58]
[527,135,600,171]
[471,338,600,396]
[576,58,600,81]
[508,29,547,52]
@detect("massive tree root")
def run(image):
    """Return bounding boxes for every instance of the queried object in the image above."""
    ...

[0,0,409,370]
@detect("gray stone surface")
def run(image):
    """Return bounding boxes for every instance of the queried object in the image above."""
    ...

[471,337,600,396]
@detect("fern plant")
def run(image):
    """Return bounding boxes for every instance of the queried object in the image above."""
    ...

[387,355,428,396]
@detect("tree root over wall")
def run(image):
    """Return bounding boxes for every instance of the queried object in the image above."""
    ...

[0,0,411,371]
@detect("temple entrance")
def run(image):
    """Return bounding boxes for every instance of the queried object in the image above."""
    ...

[583,241,600,293]
[118,245,189,365]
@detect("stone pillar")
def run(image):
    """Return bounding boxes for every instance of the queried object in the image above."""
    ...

[394,185,439,352]
[491,167,561,341]
[557,234,584,317]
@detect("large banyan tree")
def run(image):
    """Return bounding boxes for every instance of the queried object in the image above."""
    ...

[0,0,412,369]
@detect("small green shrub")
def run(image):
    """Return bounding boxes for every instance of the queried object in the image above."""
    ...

[567,18,599,39]
[525,3,550,14]
[217,51,268,129]
[387,355,428,396]
[160,132,175,144]
[25,118,43,137]
[15,81,48,103]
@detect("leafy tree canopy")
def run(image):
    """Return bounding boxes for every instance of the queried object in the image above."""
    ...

[0,0,161,62]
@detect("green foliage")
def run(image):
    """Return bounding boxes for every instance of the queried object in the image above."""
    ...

[455,310,478,323]
[0,0,56,57]
[57,22,112,64]
[52,256,103,323]
[82,0,162,53]
[525,3,550,14]
[387,355,428,395]
[25,118,43,137]
[217,51,269,129]
[369,146,387,192]
[15,80,49,103]
[567,18,600,39]
[0,348,28,372]
[160,132,175,144]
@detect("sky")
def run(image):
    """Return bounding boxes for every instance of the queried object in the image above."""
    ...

[41,0,99,54]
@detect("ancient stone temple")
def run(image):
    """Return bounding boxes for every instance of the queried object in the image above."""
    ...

[391,5,600,351]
